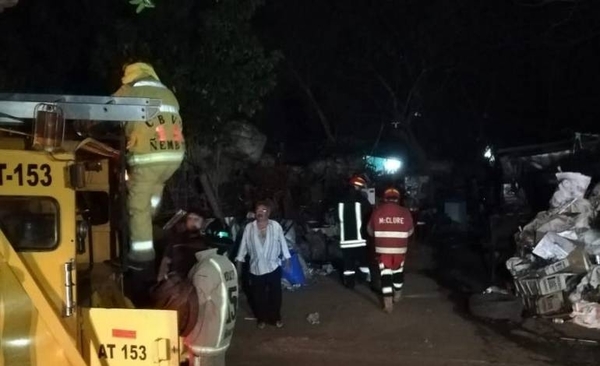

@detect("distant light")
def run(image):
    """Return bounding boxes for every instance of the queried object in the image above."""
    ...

[484,147,492,159]
[383,158,402,174]
[483,146,495,165]
[7,338,30,347]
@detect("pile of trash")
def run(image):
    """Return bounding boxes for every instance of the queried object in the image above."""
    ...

[506,172,600,328]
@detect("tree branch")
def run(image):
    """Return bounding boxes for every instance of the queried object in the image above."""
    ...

[288,62,336,143]
[402,69,427,124]
[374,68,427,126]
[374,72,399,116]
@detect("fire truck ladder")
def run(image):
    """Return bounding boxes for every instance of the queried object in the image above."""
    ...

[0,93,161,124]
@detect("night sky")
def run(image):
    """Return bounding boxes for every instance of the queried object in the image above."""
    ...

[1,0,600,165]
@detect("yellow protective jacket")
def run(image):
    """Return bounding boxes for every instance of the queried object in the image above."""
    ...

[113,66,185,166]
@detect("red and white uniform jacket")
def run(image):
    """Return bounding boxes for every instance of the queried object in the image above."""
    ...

[368,202,414,255]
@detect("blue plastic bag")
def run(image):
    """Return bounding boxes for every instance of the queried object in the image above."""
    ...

[282,250,306,286]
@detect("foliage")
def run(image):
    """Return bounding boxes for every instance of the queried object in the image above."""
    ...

[262,0,600,166]
[92,0,281,144]
[128,0,154,14]
[0,0,280,146]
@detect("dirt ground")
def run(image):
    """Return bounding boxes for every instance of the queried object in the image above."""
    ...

[226,244,600,366]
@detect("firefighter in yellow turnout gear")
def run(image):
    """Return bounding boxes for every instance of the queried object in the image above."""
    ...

[113,62,185,282]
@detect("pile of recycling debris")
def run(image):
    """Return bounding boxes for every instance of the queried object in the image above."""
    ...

[504,172,600,329]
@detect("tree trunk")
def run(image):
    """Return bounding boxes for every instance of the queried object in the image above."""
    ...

[199,172,225,221]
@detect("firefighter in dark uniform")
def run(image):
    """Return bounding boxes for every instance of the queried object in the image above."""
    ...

[337,176,372,289]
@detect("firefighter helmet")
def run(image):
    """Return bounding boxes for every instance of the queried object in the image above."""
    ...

[349,176,367,188]
[383,187,401,200]
[121,62,160,84]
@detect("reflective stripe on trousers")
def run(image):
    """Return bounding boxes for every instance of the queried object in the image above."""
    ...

[392,267,404,289]
[340,241,367,249]
[381,264,404,297]
[131,240,153,252]
[382,287,393,295]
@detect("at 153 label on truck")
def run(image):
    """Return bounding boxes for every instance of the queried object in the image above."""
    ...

[0,163,52,187]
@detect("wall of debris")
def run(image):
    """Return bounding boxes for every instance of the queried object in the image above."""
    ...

[504,172,600,327]
[160,122,375,222]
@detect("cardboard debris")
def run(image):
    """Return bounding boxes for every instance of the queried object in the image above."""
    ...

[516,273,579,296]
[533,232,577,260]
[506,257,532,277]
[569,266,600,303]
[505,170,600,330]
[579,230,600,256]
[535,217,579,243]
[537,292,568,315]
[550,172,591,208]
[571,301,600,329]
[538,247,592,276]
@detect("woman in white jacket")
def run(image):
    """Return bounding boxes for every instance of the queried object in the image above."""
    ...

[235,201,291,329]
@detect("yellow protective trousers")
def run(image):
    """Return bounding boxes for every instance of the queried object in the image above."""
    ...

[127,161,181,262]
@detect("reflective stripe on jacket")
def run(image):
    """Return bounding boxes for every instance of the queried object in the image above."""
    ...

[369,202,414,254]
[113,77,185,166]
[186,249,238,356]
[338,202,366,248]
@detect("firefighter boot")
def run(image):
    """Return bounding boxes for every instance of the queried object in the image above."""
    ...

[383,297,394,313]
[393,290,403,303]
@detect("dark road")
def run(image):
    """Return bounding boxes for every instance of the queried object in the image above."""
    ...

[227,244,600,366]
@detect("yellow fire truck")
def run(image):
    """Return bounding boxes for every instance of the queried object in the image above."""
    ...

[0,94,182,365]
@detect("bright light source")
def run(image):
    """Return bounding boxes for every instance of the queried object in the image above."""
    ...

[364,155,403,175]
[483,146,496,165]
[383,158,402,174]
[484,146,492,159]
[7,338,30,347]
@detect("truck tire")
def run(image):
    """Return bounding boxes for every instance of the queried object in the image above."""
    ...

[469,293,523,322]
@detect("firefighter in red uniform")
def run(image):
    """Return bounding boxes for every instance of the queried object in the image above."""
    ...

[367,187,414,313]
